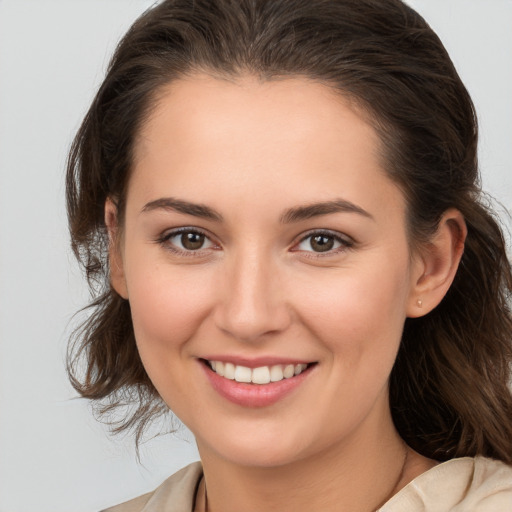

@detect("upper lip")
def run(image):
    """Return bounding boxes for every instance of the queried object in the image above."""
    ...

[200,355,314,368]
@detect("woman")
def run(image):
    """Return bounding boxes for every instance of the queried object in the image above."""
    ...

[66,0,512,510]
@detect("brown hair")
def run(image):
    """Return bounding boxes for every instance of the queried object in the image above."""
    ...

[67,0,512,460]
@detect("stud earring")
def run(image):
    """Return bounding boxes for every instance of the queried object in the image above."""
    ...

[417,299,423,308]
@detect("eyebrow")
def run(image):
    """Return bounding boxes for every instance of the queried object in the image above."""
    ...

[141,197,223,221]
[141,197,373,223]
[280,199,373,223]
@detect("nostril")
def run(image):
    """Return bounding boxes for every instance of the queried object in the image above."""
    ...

[213,303,293,343]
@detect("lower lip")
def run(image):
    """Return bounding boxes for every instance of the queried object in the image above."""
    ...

[201,362,314,408]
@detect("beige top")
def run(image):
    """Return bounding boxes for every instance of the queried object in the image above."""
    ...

[102,456,512,512]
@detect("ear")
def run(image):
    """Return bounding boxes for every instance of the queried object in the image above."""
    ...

[104,198,129,299]
[407,209,467,318]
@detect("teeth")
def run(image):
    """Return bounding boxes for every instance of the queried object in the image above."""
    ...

[283,364,295,379]
[215,361,225,377]
[234,365,252,383]
[208,361,309,384]
[270,365,284,382]
[224,362,235,380]
[252,366,271,384]
[294,364,307,375]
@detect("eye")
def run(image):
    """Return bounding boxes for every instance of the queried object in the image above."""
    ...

[159,228,216,253]
[294,231,353,254]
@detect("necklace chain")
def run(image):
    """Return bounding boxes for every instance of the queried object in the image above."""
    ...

[203,476,208,512]
[374,444,408,511]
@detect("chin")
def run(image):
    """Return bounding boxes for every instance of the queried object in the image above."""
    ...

[220,445,305,469]
[196,424,318,469]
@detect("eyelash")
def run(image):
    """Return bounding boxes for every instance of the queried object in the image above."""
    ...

[156,227,219,257]
[293,230,355,257]
[155,228,354,257]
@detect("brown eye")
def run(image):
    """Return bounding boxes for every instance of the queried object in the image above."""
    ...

[310,235,334,252]
[181,231,205,250]
[295,231,351,254]
[162,229,215,253]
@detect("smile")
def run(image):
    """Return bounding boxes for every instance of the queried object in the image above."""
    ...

[201,358,316,407]
[207,360,309,384]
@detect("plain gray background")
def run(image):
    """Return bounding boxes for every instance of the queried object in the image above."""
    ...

[0,1,511,511]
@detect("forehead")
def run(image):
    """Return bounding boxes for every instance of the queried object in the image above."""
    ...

[129,74,404,222]
[136,74,376,156]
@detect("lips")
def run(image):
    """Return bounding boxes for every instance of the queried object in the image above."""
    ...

[200,358,316,407]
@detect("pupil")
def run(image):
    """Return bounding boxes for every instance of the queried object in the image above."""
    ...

[181,232,205,250]
[311,235,334,252]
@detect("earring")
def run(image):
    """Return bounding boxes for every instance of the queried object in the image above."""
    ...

[417,299,423,308]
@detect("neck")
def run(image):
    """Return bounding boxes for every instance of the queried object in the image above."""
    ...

[195,409,432,512]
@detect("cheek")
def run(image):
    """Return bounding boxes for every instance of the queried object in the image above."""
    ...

[124,260,219,418]
[125,260,214,357]
[295,255,410,366]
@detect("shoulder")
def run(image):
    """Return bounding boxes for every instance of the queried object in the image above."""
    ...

[101,462,203,512]
[380,456,512,511]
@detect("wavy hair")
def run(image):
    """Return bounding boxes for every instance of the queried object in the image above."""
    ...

[66,0,512,459]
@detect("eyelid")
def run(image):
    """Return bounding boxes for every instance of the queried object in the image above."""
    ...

[291,229,355,255]
[154,226,353,257]
[156,226,220,255]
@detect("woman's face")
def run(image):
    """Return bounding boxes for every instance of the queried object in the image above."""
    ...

[112,75,424,467]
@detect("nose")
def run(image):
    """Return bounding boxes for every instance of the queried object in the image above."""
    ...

[214,249,292,343]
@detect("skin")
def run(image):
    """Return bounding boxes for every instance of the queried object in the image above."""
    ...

[106,74,466,512]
